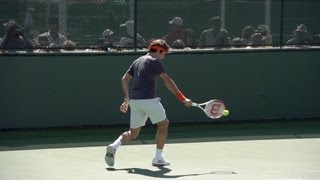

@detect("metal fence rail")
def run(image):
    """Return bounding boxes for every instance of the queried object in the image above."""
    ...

[0,0,319,51]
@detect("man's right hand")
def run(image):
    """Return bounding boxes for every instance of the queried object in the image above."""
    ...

[120,99,129,113]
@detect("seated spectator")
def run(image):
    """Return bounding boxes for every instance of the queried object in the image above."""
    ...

[162,17,193,47]
[312,34,320,46]
[99,28,116,50]
[0,20,33,50]
[37,16,69,48]
[286,24,310,46]
[37,35,50,48]
[171,39,185,49]
[198,16,231,48]
[255,24,273,45]
[63,40,76,51]
[118,20,146,48]
[240,25,255,46]
[249,33,263,47]
[231,37,243,48]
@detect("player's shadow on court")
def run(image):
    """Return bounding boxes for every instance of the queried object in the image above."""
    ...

[106,167,236,178]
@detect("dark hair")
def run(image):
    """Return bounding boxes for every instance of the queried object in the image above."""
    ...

[148,39,169,53]
[241,25,255,39]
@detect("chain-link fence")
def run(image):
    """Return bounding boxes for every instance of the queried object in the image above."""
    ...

[1,0,320,50]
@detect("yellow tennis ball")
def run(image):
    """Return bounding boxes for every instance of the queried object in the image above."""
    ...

[223,109,229,116]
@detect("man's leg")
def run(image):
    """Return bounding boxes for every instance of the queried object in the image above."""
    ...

[152,119,170,166]
[106,128,141,166]
[156,119,169,149]
[120,127,141,144]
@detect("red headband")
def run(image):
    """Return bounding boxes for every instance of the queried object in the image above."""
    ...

[148,45,168,52]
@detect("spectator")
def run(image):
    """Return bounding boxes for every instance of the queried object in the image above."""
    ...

[37,16,69,48]
[99,28,116,50]
[198,16,231,48]
[240,25,255,46]
[286,24,310,46]
[312,34,320,46]
[231,37,243,48]
[255,24,273,45]
[249,33,263,47]
[37,35,50,48]
[118,20,146,48]
[0,20,33,50]
[171,39,185,49]
[162,17,193,47]
[63,40,76,51]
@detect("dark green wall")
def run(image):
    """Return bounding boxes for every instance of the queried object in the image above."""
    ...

[1,50,320,129]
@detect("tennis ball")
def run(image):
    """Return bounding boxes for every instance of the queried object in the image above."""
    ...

[223,109,229,116]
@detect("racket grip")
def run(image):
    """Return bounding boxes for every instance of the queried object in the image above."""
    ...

[191,102,198,107]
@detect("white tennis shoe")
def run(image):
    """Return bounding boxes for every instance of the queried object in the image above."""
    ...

[105,145,115,166]
[152,157,170,166]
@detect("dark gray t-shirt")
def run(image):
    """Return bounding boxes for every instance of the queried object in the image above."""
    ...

[127,54,165,99]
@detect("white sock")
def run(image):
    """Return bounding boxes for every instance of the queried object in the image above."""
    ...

[110,137,122,150]
[155,149,163,159]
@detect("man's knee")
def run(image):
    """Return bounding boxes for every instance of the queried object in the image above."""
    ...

[122,129,140,140]
[130,130,140,139]
[157,119,169,128]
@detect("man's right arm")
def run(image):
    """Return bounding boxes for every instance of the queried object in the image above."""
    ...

[120,73,132,113]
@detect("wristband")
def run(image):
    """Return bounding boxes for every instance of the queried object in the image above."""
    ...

[176,91,187,102]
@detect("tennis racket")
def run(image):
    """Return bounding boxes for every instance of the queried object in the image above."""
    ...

[192,99,227,119]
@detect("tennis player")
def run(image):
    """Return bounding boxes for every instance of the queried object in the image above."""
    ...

[105,39,192,167]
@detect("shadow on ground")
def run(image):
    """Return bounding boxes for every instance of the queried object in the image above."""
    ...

[106,166,236,178]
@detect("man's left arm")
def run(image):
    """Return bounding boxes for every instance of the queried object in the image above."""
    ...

[159,73,192,107]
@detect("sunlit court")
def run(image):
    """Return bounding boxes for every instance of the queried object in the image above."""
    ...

[1,121,320,180]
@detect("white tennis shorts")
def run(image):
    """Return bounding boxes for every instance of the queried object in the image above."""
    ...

[129,97,167,129]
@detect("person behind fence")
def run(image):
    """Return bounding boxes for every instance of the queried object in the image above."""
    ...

[118,20,146,48]
[0,20,33,50]
[249,33,263,47]
[286,24,310,46]
[37,16,69,48]
[162,17,193,47]
[99,28,116,50]
[240,25,255,46]
[198,16,231,48]
[312,34,320,46]
[171,39,185,49]
[231,37,243,48]
[255,24,273,45]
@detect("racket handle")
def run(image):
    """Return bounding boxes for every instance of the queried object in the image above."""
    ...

[191,102,198,107]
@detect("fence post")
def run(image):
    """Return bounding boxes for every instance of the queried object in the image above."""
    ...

[58,0,67,36]
[220,0,226,29]
[265,0,271,29]
[134,0,138,51]
[280,0,284,48]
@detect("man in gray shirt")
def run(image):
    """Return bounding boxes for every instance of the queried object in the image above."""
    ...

[198,16,231,48]
[105,39,192,167]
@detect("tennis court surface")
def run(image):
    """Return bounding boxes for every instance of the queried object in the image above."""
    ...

[1,120,320,180]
